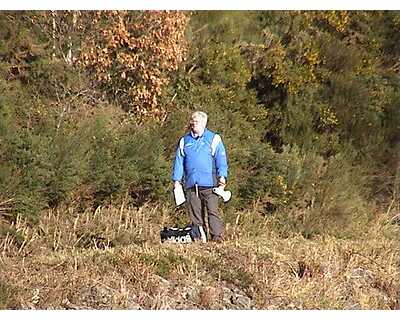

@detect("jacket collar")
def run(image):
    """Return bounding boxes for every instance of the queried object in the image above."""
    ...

[190,127,207,139]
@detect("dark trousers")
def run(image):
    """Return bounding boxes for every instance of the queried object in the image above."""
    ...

[186,187,223,239]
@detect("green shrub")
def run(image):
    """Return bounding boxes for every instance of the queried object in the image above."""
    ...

[271,147,373,239]
[238,143,290,210]
[83,116,171,207]
[27,58,83,100]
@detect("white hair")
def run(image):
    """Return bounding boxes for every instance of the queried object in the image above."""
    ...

[191,111,208,125]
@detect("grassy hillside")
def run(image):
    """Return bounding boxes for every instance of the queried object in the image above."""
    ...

[1,203,399,309]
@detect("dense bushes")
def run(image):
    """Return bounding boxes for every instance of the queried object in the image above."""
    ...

[0,101,172,220]
[0,11,399,239]
[84,117,171,207]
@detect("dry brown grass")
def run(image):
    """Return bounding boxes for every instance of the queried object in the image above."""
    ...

[0,202,399,310]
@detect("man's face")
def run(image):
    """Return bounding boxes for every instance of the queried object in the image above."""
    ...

[190,115,206,135]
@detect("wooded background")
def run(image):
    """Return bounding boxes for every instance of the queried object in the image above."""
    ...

[1,11,399,237]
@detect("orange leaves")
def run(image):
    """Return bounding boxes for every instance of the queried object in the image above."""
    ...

[78,11,189,121]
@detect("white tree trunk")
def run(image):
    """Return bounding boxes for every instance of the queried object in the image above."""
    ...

[66,11,78,64]
[51,10,56,59]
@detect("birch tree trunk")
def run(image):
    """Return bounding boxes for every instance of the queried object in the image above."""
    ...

[51,10,56,59]
[66,11,78,64]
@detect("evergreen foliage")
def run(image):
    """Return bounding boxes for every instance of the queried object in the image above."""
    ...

[0,11,399,238]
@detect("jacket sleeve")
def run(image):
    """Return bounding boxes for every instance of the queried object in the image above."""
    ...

[214,138,228,179]
[172,143,184,182]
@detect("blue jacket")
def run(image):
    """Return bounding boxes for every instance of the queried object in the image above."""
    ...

[172,128,228,188]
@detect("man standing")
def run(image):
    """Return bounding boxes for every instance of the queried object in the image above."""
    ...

[172,111,228,242]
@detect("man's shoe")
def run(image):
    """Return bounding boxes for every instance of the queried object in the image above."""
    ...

[211,236,223,243]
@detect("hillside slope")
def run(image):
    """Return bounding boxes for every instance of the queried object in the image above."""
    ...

[1,204,399,310]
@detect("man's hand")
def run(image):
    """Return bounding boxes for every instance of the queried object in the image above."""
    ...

[218,176,226,187]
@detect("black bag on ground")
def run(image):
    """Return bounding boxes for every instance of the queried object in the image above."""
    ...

[160,224,206,243]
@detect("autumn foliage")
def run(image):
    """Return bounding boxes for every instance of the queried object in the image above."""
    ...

[79,11,189,120]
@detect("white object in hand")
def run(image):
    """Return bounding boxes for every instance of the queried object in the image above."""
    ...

[173,183,186,206]
[213,186,232,202]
